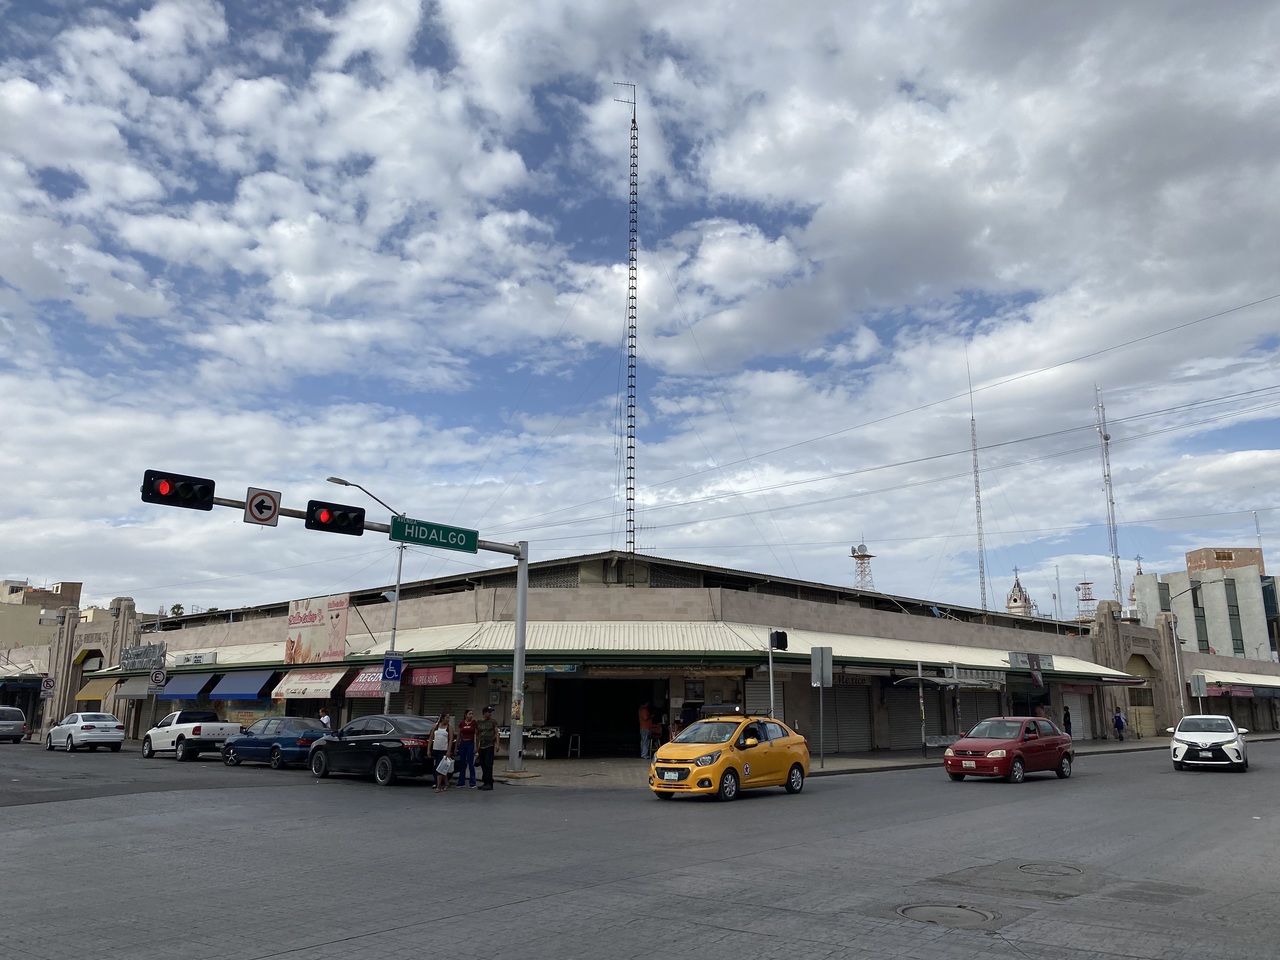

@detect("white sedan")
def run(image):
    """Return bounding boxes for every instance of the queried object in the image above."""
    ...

[46,713,126,752]
[1167,715,1248,772]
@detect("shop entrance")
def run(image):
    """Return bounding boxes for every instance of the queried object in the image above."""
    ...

[546,677,667,758]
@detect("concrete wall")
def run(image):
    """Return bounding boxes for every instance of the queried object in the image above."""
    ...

[0,604,57,650]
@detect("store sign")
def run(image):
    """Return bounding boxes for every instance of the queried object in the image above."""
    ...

[410,666,455,686]
[285,594,348,664]
[121,642,168,672]
[175,652,217,666]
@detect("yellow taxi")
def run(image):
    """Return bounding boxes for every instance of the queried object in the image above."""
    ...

[649,713,810,801]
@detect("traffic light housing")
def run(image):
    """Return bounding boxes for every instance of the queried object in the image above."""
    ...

[140,470,215,510]
[305,500,365,536]
[769,629,788,651]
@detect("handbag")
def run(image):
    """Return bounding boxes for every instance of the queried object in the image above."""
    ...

[436,755,455,776]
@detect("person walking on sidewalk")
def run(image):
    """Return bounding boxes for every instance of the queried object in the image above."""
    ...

[639,702,653,760]
[1113,707,1126,742]
[455,709,478,788]
[431,713,455,792]
[476,705,499,790]
[1062,705,1072,738]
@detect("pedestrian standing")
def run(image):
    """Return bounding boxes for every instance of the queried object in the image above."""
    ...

[639,702,654,760]
[1112,706,1126,742]
[1062,705,1073,738]
[476,705,499,790]
[319,708,331,731]
[455,709,478,788]
[431,713,455,792]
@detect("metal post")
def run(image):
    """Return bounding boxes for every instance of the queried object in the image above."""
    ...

[383,541,405,713]
[918,661,926,758]
[767,641,775,719]
[507,541,529,772]
[818,686,824,769]
[1170,613,1187,717]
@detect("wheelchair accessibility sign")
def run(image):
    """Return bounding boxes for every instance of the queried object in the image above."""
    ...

[381,655,404,694]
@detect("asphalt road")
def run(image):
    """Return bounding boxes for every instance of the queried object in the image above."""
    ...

[2,741,1278,960]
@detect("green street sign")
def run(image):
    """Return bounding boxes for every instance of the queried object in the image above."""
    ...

[390,515,479,553]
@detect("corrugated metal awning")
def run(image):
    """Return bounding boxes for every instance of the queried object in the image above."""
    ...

[1195,668,1280,690]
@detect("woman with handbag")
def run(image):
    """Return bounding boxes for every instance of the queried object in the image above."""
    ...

[431,713,455,792]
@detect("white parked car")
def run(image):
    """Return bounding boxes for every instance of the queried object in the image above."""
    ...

[1167,715,1248,772]
[46,712,126,752]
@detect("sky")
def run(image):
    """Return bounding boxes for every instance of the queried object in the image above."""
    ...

[2,0,1278,620]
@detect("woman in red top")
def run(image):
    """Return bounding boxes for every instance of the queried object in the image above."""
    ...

[456,709,478,787]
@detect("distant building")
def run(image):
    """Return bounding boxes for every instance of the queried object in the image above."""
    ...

[1004,571,1033,617]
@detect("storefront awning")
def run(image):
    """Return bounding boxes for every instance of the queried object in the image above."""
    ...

[156,672,218,699]
[209,669,278,700]
[344,667,386,698]
[114,676,153,700]
[1194,668,1280,690]
[271,667,348,700]
[74,676,119,701]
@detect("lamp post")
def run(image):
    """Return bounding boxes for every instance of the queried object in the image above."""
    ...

[328,477,405,714]
[1166,583,1198,718]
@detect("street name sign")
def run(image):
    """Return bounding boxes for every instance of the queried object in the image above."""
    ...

[390,516,478,553]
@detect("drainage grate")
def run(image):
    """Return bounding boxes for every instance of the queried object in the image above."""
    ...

[1018,862,1083,877]
[896,903,998,928]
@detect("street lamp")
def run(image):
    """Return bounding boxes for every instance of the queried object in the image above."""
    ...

[1166,583,1197,718]
[328,476,405,714]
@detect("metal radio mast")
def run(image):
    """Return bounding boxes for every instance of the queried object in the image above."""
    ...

[614,83,638,583]
[966,350,988,612]
[1095,386,1123,602]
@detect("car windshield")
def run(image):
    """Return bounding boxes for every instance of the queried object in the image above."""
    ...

[1178,717,1236,734]
[673,721,739,744]
[289,718,327,731]
[966,720,1024,740]
[82,714,119,722]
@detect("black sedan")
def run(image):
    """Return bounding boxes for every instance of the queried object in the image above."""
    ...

[222,716,328,769]
[308,714,439,786]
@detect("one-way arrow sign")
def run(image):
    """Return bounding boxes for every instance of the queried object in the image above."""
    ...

[243,487,281,527]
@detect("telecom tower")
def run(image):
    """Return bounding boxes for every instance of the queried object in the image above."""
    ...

[614,83,639,584]
[1095,386,1124,602]
[851,543,876,591]
[966,352,989,612]
[1074,578,1097,622]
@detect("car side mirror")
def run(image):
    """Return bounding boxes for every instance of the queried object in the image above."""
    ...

[1238,727,1249,735]
[1165,728,1176,734]
[743,737,759,748]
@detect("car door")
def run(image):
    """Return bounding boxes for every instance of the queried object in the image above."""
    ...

[53,715,75,745]
[762,721,794,784]
[1022,720,1051,771]
[1036,720,1064,768]
[352,718,393,774]
[328,718,368,772]
[239,719,272,761]
[736,721,769,785]
[152,713,178,750]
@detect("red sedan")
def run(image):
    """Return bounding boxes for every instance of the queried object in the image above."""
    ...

[943,717,1074,783]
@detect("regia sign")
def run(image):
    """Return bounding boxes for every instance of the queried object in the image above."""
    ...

[390,516,479,554]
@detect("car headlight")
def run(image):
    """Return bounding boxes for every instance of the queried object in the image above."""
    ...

[1172,737,1196,747]
[987,749,1007,759]
[944,747,954,757]
[694,751,722,767]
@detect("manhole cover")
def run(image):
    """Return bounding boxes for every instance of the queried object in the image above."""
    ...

[896,904,998,928]
[1018,862,1083,877]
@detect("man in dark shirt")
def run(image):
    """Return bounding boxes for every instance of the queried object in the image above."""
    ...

[476,705,499,790]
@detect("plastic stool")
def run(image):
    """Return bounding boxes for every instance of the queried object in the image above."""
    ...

[567,733,581,758]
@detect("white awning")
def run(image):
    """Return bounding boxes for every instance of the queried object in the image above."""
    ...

[1194,668,1280,690]
[270,667,349,700]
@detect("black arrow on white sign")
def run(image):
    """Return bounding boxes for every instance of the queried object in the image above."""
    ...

[253,497,273,516]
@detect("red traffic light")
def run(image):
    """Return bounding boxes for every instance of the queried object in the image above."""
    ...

[140,470,215,511]
[305,500,365,536]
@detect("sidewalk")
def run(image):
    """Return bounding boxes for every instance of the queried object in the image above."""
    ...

[495,734,1280,790]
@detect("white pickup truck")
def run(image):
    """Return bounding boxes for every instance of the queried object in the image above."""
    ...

[142,709,244,762]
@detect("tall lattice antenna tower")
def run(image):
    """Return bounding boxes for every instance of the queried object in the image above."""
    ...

[1095,386,1123,601]
[851,542,876,591]
[966,349,989,612]
[614,83,638,583]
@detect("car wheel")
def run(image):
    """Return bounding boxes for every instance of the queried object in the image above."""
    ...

[174,738,189,762]
[784,763,805,794]
[654,790,674,800]
[374,755,397,786]
[947,772,966,781]
[141,737,155,759]
[45,735,53,751]
[310,750,329,778]
[109,744,121,753]
[223,747,241,767]
[269,747,285,770]
[66,736,76,753]
[1056,754,1072,780]
[717,768,740,801]
[1006,758,1025,784]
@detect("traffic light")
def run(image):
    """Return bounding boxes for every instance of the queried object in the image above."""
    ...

[140,470,215,510]
[304,500,365,536]
[769,629,788,651]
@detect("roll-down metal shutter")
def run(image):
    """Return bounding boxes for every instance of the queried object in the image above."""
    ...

[1062,692,1093,741]
[744,680,784,720]
[886,687,942,751]
[833,684,873,752]
[958,690,1002,733]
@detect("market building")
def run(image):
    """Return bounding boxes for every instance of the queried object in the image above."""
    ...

[9,551,1280,754]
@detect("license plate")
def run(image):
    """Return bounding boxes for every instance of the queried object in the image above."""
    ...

[662,770,678,781]
[962,760,976,769]
[1199,750,1214,758]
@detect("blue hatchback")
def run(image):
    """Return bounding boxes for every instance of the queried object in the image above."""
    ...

[222,716,328,769]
